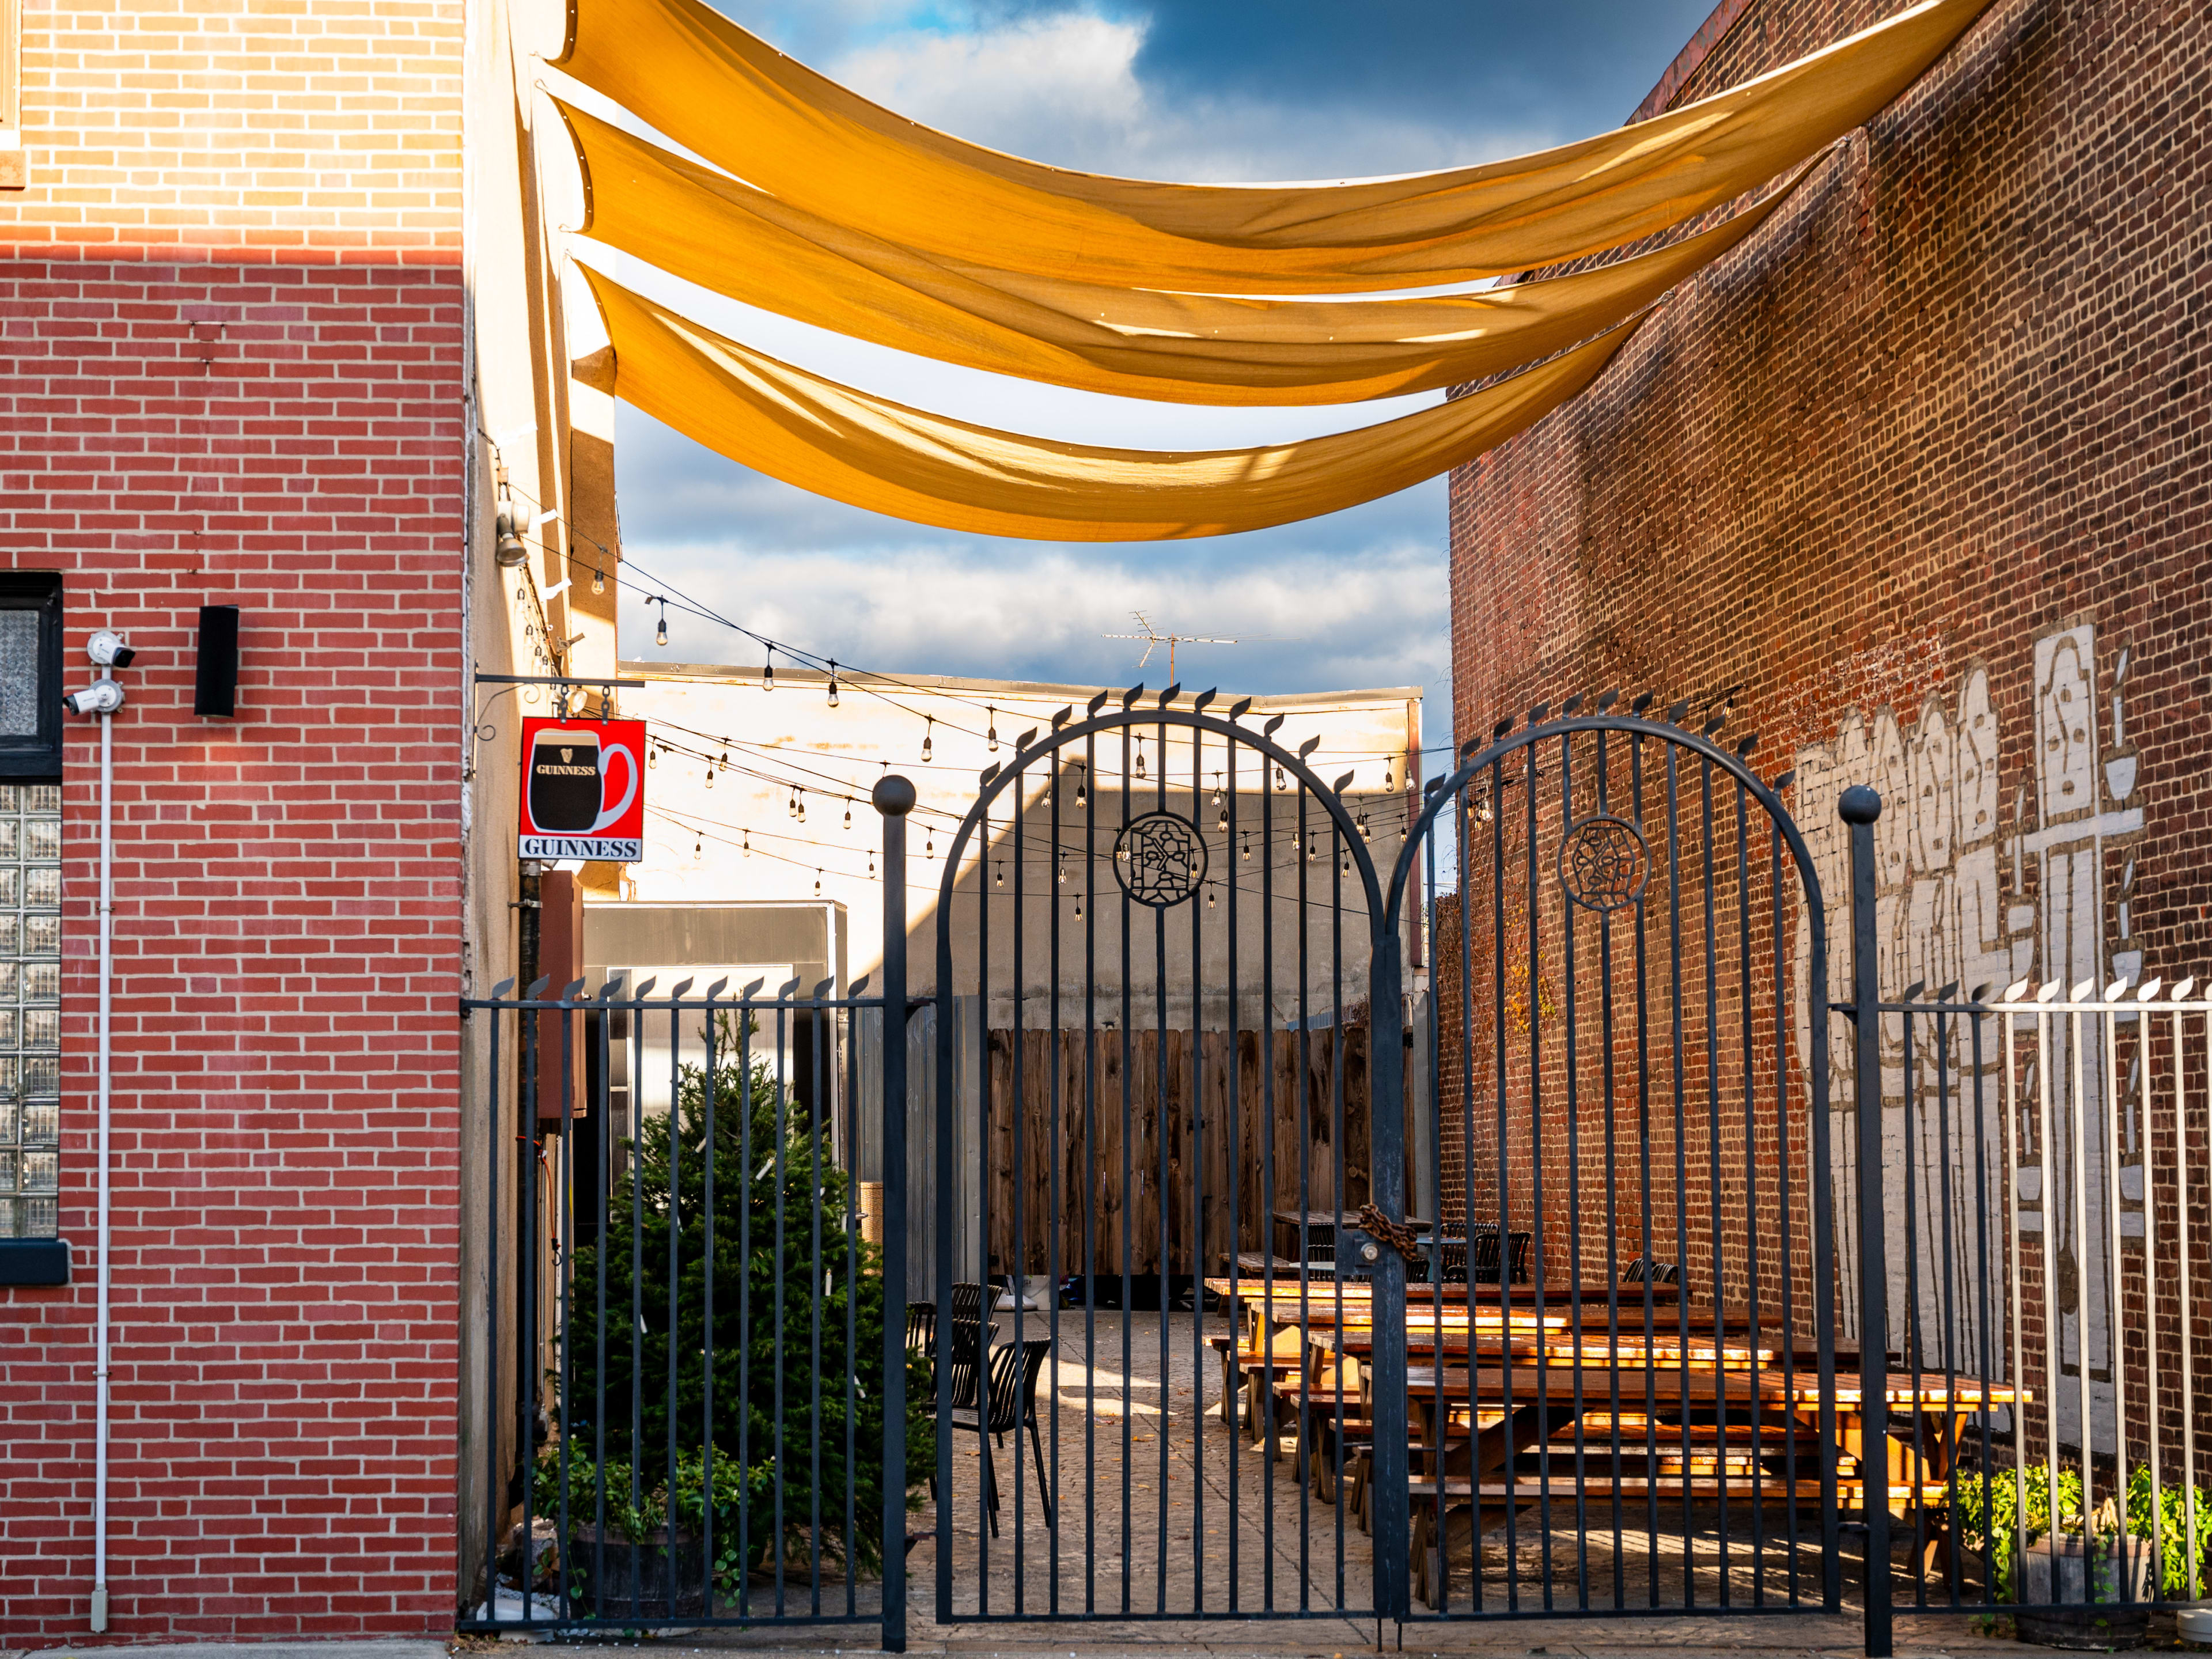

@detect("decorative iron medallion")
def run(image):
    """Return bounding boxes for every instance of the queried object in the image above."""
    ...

[1114,810,1208,908]
[1558,813,1649,912]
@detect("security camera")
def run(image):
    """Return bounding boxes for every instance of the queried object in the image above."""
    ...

[64,679,126,717]
[88,630,136,669]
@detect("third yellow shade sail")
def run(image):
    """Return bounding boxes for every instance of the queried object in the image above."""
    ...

[556,0,1992,294]
[562,101,1799,409]
[579,268,1640,543]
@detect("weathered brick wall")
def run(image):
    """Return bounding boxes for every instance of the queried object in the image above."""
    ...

[0,0,465,1642]
[1448,0,2209,1466]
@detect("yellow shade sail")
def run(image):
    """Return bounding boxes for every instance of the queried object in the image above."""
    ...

[556,0,1991,295]
[579,268,1639,542]
[562,101,1798,409]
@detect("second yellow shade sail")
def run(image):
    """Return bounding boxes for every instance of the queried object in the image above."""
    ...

[563,101,1800,409]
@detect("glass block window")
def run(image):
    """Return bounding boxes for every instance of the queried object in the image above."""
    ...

[0,782,60,1239]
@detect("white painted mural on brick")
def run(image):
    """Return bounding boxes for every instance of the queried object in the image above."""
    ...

[1791,619,2143,1448]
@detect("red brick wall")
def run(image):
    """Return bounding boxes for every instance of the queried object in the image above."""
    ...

[0,0,465,1642]
[1447,0,2209,1468]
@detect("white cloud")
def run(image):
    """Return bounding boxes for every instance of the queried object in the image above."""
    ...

[828,9,1556,186]
[624,528,1450,703]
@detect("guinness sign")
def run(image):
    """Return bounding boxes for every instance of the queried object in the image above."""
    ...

[518,717,646,861]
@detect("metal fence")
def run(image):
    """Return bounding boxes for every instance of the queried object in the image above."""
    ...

[457,778,916,1635]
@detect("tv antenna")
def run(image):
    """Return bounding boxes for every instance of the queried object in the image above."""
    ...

[1103,611,1242,681]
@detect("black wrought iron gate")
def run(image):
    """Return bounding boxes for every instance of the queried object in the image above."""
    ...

[461,695,1902,1651]
[919,692,1845,1640]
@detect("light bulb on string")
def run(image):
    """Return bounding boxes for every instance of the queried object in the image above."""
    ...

[1074,768,1088,810]
[762,646,775,692]
[843,805,852,831]
[1217,803,1228,832]
[1134,736,1147,779]
[1273,763,1286,791]
[796,791,806,823]
[704,766,715,789]
[1073,895,1083,921]
[814,870,823,897]
[925,834,935,859]
[1211,772,1224,808]
[1057,857,1067,885]
[826,659,840,708]
[1340,846,1350,876]
[1359,810,1371,843]
[1207,884,1216,910]
[995,861,1005,889]
[647,743,658,768]
[787,789,798,819]
[868,849,876,877]
[921,718,934,763]
[592,560,606,596]
[653,598,668,647]
[987,708,999,753]
[1241,831,1251,862]
[742,830,752,857]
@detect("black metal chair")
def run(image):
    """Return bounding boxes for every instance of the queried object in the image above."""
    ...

[1435,1238,1468,1283]
[948,1337,1056,1536]
[906,1301,937,1403]
[1623,1257,1681,1286]
[1505,1229,1532,1283]
[949,1281,987,1325]
[1465,1227,1534,1285]
[941,1316,996,1414]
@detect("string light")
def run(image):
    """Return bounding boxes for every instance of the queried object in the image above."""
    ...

[987,707,999,753]
[694,835,702,857]
[814,870,823,897]
[795,790,806,823]
[1359,810,1372,843]
[1074,895,1083,921]
[647,743,658,768]
[592,560,605,596]
[1340,845,1350,875]
[1211,772,1223,808]
[1135,735,1147,779]
[1241,831,1251,862]
[1057,857,1067,885]
[1074,767,1088,810]
[921,718,934,762]
[653,598,668,647]
[1217,801,1228,832]
[868,848,876,877]
[827,659,840,708]
[995,861,1005,889]
[843,805,852,830]
[1207,884,1216,910]
[704,765,715,789]
[743,830,751,857]
[926,834,935,859]
[1274,763,1286,790]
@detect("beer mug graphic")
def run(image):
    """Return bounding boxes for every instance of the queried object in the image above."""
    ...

[528,726,639,835]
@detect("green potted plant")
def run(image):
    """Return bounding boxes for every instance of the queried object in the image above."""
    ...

[556,1015,931,1613]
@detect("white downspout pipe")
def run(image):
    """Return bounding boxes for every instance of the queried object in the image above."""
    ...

[90,701,114,1633]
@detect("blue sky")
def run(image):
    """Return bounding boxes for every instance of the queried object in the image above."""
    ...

[592,0,1721,742]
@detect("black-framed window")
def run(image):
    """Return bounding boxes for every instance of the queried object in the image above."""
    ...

[0,574,62,781]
